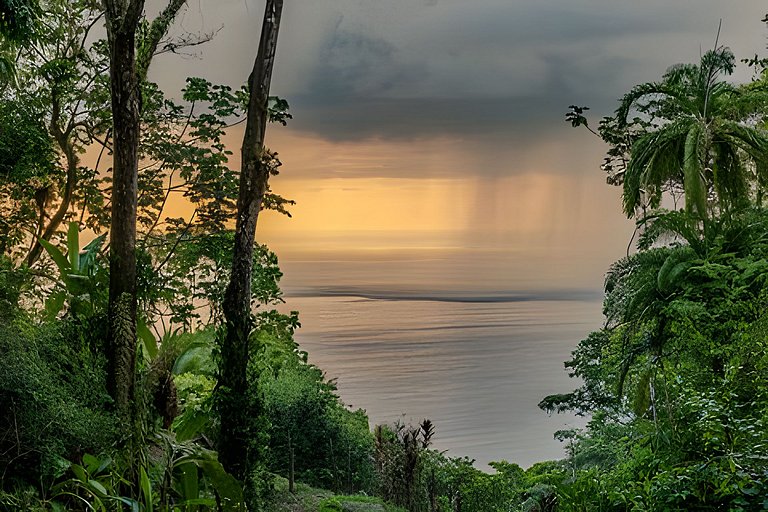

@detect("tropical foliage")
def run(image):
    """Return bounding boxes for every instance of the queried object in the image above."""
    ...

[2,2,768,511]
[548,24,768,510]
[571,46,768,221]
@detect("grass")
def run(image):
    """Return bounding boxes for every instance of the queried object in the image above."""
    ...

[265,476,404,512]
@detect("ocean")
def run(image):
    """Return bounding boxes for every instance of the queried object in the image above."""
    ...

[279,290,603,469]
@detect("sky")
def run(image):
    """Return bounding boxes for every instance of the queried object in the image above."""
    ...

[145,1,768,297]
[141,0,768,466]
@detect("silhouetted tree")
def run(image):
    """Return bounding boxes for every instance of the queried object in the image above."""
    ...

[218,0,283,480]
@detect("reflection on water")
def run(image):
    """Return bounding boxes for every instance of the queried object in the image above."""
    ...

[279,293,601,468]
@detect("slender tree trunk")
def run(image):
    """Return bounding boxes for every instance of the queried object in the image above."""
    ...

[102,0,189,417]
[25,91,79,267]
[218,0,283,479]
[103,0,144,418]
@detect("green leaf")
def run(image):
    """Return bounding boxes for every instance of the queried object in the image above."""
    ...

[96,456,112,475]
[82,453,99,473]
[113,496,140,512]
[80,234,106,273]
[87,479,108,498]
[683,124,707,219]
[137,319,158,361]
[172,408,210,442]
[67,221,80,273]
[198,459,243,510]
[139,466,153,512]
[50,501,67,512]
[39,237,69,276]
[175,449,243,510]
[177,462,199,504]
[44,290,66,320]
[70,464,87,483]
[172,341,214,375]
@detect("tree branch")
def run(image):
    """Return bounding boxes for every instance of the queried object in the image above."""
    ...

[136,0,188,81]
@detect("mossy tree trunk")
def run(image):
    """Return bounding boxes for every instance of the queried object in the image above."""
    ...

[219,0,283,479]
[103,0,144,419]
[102,0,189,418]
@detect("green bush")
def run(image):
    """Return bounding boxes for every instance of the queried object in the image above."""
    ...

[0,255,27,322]
[253,310,376,495]
[0,320,117,488]
[318,496,343,512]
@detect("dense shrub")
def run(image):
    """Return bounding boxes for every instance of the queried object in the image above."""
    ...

[0,256,27,322]
[0,320,117,488]
[263,363,375,493]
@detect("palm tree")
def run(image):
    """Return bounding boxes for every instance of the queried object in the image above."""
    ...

[616,47,768,220]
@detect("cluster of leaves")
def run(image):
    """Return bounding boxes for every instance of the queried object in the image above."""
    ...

[371,420,566,512]
[539,206,768,509]
[550,28,768,509]
[569,46,768,220]
[0,0,38,44]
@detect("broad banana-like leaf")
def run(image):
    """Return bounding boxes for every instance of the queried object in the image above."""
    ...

[137,319,158,360]
[177,462,200,510]
[80,234,106,274]
[39,238,69,276]
[172,342,214,376]
[67,222,80,273]
[172,408,210,442]
[175,449,244,510]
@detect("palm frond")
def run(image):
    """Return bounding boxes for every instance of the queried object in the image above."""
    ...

[622,119,692,216]
[682,123,707,218]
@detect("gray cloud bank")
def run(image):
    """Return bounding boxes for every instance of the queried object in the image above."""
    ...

[150,0,767,143]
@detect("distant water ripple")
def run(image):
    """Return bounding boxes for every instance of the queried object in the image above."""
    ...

[280,293,602,469]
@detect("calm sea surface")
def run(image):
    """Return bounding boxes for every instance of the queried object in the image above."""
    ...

[279,293,603,469]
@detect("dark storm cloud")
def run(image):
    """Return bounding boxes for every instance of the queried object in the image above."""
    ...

[288,96,569,142]
[149,0,767,143]
[291,38,633,141]
[308,24,422,99]
[280,1,765,142]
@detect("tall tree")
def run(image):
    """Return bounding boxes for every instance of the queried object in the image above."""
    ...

[103,0,144,419]
[102,0,188,415]
[219,0,284,479]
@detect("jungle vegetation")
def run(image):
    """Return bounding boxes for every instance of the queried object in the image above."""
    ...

[1,1,768,511]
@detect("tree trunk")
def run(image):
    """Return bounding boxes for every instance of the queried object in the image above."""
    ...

[25,92,79,267]
[103,0,144,418]
[218,0,283,479]
[102,0,189,417]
